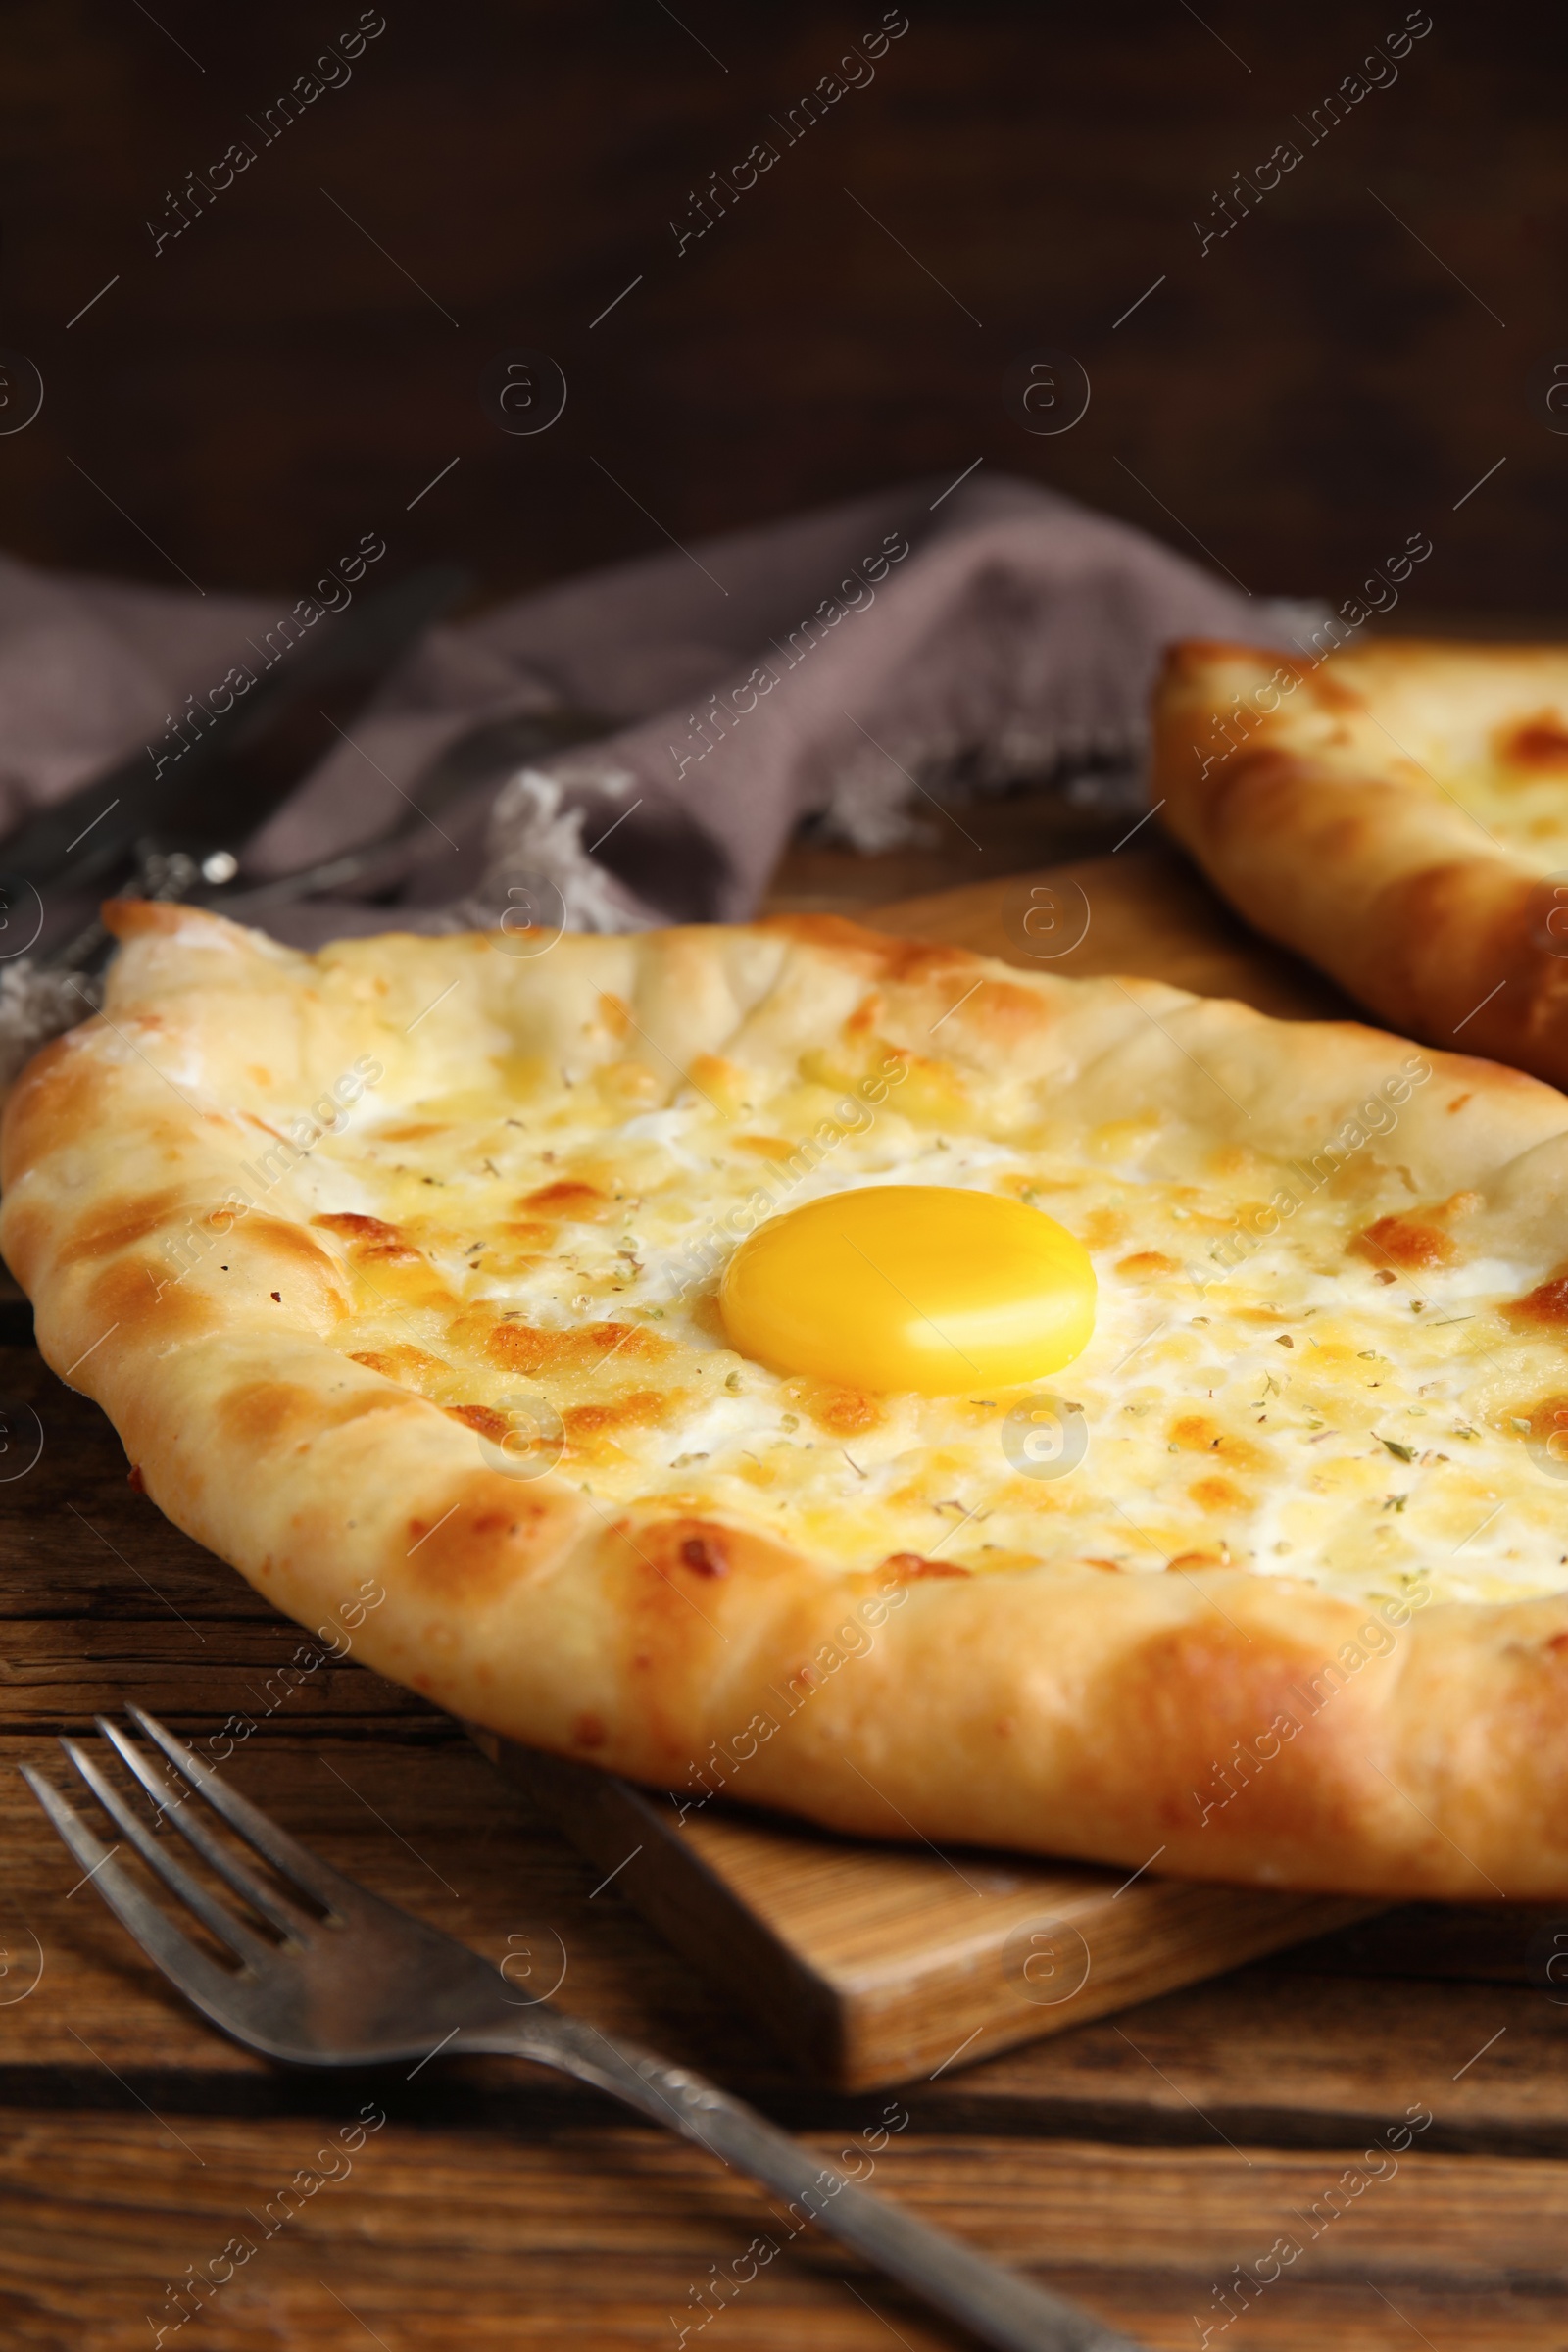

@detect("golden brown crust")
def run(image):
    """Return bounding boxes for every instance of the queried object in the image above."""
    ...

[12,903,1568,1896]
[1152,636,1568,1087]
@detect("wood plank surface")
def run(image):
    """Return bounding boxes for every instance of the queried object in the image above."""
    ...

[5,2117,1568,2351]
[4,843,1566,2349]
[4,1714,1565,2156]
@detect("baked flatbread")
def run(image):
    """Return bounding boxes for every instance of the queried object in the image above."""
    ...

[9,899,1568,1897]
[1153,635,1568,1086]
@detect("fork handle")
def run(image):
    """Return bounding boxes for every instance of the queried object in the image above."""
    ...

[480,2013,1143,2352]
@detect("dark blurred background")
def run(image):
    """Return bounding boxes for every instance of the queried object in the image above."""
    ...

[2,1,1558,618]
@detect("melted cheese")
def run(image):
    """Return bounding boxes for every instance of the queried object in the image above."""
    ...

[1260,652,1568,874]
[298,1037,1568,1614]
[1444,720,1568,871]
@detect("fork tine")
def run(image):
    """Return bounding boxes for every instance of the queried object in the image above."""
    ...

[125,1706,356,1914]
[61,1736,275,1969]
[21,1765,239,2012]
[96,1718,312,1941]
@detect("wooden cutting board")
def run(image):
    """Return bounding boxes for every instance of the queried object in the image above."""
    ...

[478,1735,1378,2092]
[481,840,1379,2092]
[869,835,1357,1021]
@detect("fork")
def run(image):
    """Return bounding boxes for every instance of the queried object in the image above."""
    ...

[24,1708,1144,2352]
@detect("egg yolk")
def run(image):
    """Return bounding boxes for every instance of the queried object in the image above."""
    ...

[718,1185,1097,1395]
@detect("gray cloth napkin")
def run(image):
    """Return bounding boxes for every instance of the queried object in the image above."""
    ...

[0,471,1314,1081]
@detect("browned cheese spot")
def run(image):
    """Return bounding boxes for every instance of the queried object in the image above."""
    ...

[1355,1213,1458,1272]
[1188,1475,1249,1513]
[484,1319,672,1377]
[688,1054,742,1100]
[564,1390,675,1442]
[1525,1394,1568,1458]
[1498,712,1568,773]
[790,1381,884,1437]
[520,1179,612,1219]
[1505,1272,1568,1329]
[1168,1413,1268,1471]
[734,1135,798,1161]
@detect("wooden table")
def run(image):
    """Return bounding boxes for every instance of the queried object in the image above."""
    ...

[6,839,1568,2351]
